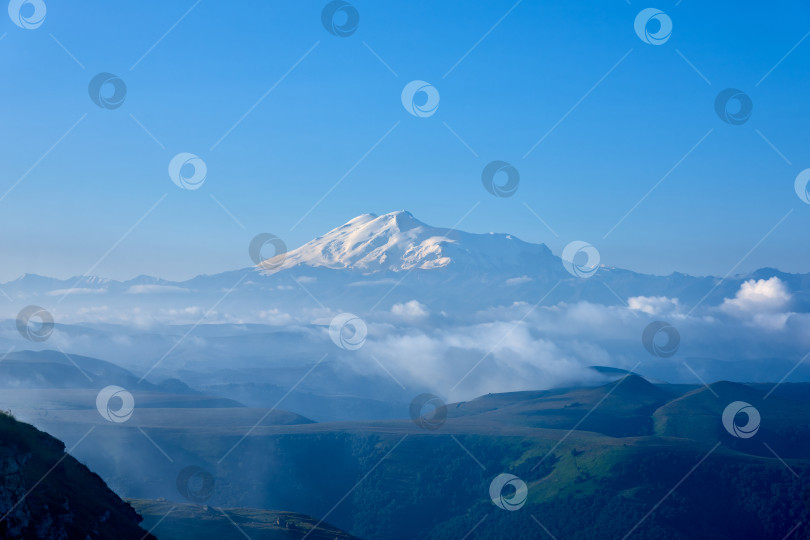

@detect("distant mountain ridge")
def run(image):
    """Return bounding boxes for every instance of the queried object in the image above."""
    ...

[2,210,803,287]
[1,211,809,315]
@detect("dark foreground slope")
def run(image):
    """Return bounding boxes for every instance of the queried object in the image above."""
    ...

[0,411,153,539]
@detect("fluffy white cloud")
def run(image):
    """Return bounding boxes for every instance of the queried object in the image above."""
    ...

[719,277,793,330]
[391,300,428,318]
[163,306,205,318]
[721,277,791,315]
[258,308,293,325]
[628,296,680,316]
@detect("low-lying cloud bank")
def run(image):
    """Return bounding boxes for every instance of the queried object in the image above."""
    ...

[1,277,807,401]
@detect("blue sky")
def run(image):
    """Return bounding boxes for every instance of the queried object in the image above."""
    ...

[1,0,809,281]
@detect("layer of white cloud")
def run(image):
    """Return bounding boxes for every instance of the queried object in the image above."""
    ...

[258,308,293,325]
[48,288,107,296]
[6,273,809,399]
[127,285,189,294]
[628,296,679,316]
[391,300,428,319]
[506,276,533,286]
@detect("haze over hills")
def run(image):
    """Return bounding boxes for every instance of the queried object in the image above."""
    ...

[2,210,809,402]
[0,409,357,539]
[2,312,809,538]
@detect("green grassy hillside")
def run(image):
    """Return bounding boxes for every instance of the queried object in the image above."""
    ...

[9,375,810,539]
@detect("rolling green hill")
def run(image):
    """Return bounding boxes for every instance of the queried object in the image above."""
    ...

[7,373,810,538]
[449,374,675,436]
[171,376,809,539]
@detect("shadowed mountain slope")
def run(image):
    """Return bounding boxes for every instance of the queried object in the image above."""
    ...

[0,411,154,539]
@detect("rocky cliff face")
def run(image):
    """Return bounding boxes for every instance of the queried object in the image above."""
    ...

[0,443,30,537]
[0,411,154,539]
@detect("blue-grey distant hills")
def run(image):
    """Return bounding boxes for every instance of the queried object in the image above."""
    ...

[3,211,807,408]
[2,211,808,315]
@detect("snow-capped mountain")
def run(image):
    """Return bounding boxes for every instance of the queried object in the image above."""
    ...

[259,211,556,275]
[1,211,808,322]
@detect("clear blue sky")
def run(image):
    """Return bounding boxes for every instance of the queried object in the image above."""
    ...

[1,0,809,281]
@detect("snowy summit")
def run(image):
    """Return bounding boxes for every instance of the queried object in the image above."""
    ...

[257,211,555,275]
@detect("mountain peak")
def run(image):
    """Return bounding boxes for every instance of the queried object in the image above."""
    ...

[330,211,424,236]
[257,211,554,275]
[262,211,447,274]
[344,213,378,225]
[353,210,421,227]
